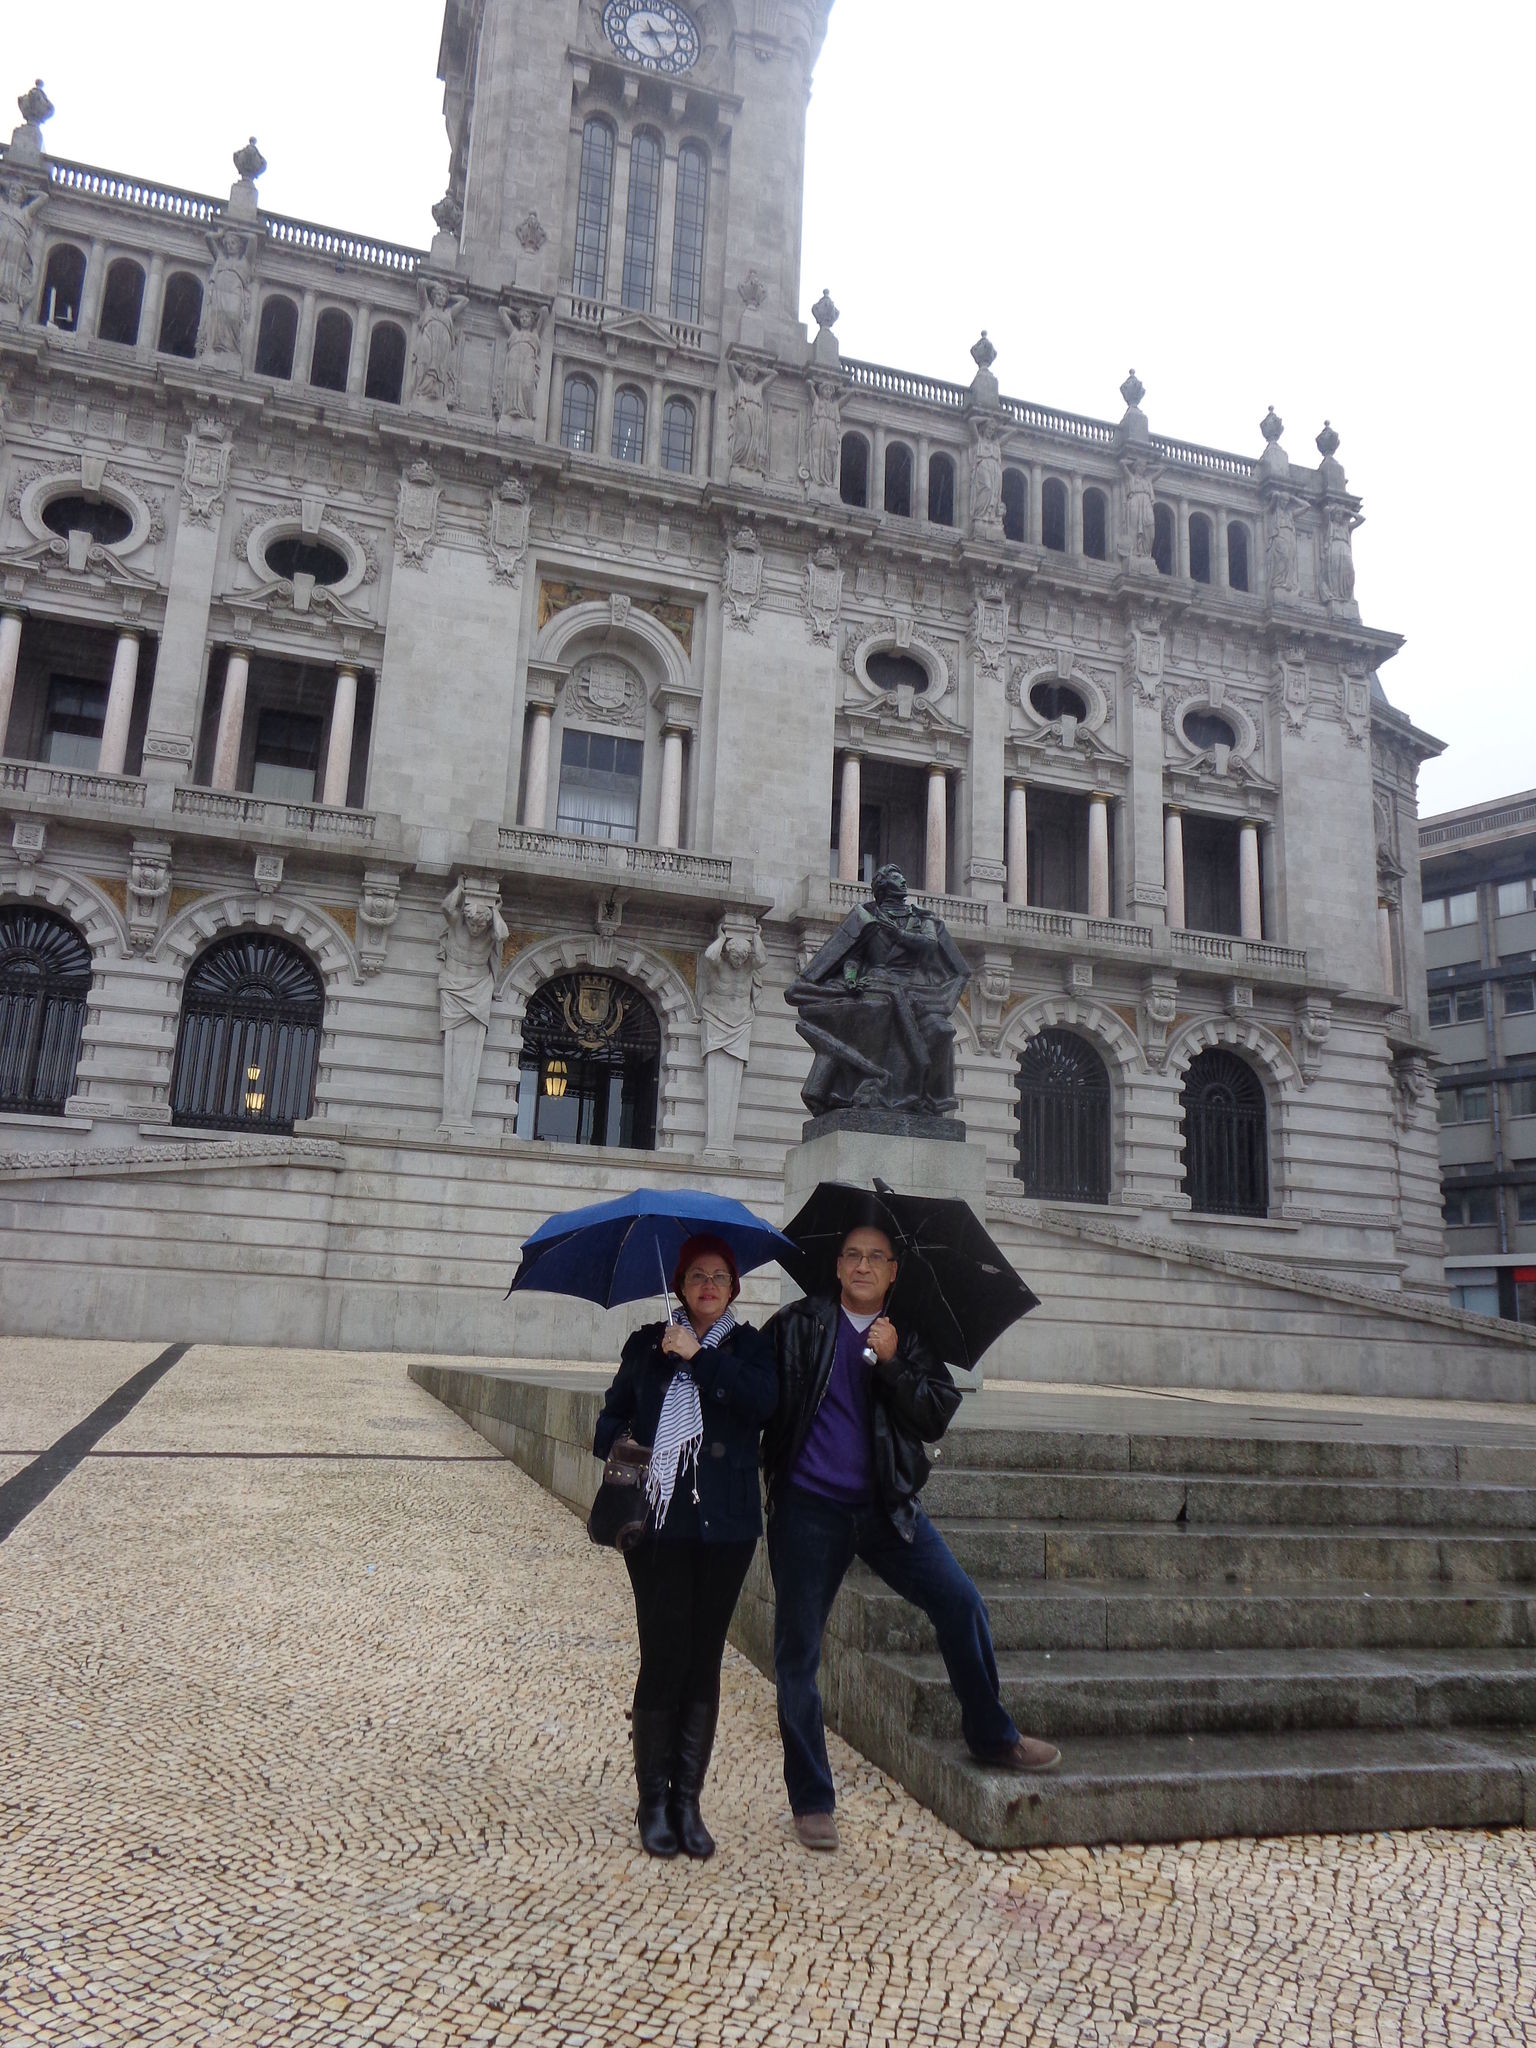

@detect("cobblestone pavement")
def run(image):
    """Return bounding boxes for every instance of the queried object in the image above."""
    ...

[2,1338,1533,2048]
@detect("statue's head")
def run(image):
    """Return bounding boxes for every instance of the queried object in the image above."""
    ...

[429,281,449,307]
[462,900,492,935]
[871,864,907,904]
[220,229,243,255]
[723,936,751,969]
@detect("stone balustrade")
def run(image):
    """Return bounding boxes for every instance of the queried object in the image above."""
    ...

[0,758,147,810]
[169,786,378,842]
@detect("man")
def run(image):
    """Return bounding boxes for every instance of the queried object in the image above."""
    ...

[764,1222,1059,1851]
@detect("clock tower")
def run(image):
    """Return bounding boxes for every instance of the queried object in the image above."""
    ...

[437,0,833,344]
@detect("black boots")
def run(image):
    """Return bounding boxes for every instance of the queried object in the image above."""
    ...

[631,1708,679,1857]
[669,1698,719,1861]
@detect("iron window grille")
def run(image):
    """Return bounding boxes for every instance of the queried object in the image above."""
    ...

[515,972,661,1150]
[0,907,91,1115]
[1017,1029,1111,1204]
[1182,1049,1268,1217]
[170,934,324,1133]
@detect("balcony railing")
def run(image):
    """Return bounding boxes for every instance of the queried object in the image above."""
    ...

[498,827,734,885]
[0,759,147,808]
[558,291,711,354]
[1006,905,1155,952]
[1419,797,1536,850]
[1171,930,1307,974]
[170,788,377,841]
[826,877,991,930]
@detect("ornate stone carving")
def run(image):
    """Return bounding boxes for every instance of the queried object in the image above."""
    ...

[0,1135,343,1180]
[395,460,440,568]
[1340,665,1371,749]
[196,228,256,367]
[10,80,54,162]
[485,474,531,583]
[803,376,841,494]
[515,212,548,251]
[1130,618,1164,706]
[736,270,768,310]
[11,819,45,867]
[1392,1051,1437,1131]
[1120,453,1161,570]
[408,279,468,410]
[698,918,765,1161]
[570,655,646,728]
[1264,492,1302,596]
[438,877,508,1136]
[970,579,1010,677]
[970,953,1012,1054]
[803,545,842,644]
[0,176,47,326]
[1297,998,1332,1084]
[495,301,547,426]
[357,868,400,978]
[431,192,464,236]
[811,288,839,334]
[1277,650,1310,733]
[180,417,232,527]
[1142,974,1178,1069]
[126,838,171,953]
[253,853,284,896]
[1227,982,1254,1015]
[726,356,771,476]
[1320,501,1362,607]
[723,525,764,631]
[968,415,1004,540]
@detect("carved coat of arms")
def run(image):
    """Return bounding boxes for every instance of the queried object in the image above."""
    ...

[804,546,842,644]
[486,477,531,584]
[559,974,629,1051]
[724,527,764,631]
[396,460,441,569]
[181,421,231,527]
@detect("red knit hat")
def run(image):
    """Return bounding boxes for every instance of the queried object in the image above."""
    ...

[672,1233,741,1303]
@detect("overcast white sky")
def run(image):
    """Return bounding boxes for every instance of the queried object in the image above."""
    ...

[13,0,1531,816]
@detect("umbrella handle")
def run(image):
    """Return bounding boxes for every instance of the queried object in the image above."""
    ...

[657,1240,678,1326]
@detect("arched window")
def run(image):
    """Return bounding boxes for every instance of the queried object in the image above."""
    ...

[1017,1030,1110,1204]
[1041,478,1068,552]
[840,432,870,508]
[561,374,598,453]
[669,142,709,325]
[573,119,616,301]
[621,130,663,311]
[1227,520,1251,592]
[38,244,87,330]
[310,307,353,392]
[157,272,203,358]
[364,320,407,404]
[515,972,660,1150]
[170,933,324,1134]
[1082,486,1107,561]
[0,907,91,1116]
[1152,503,1175,576]
[1189,511,1213,584]
[1182,1049,1268,1217]
[661,395,696,473]
[97,258,145,345]
[254,295,299,379]
[1002,467,1027,542]
[611,386,646,463]
[884,442,913,517]
[928,453,956,526]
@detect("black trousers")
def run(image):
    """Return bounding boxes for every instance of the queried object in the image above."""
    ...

[624,1538,756,1714]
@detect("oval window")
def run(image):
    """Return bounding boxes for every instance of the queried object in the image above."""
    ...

[41,494,133,547]
[866,651,930,694]
[1184,709,1238,751]
[1029,680,1088,723]
[262,536,350,586]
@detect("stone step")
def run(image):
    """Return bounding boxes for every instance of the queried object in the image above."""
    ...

[879,1645,1536,1742]
[921,1468,1536,1529]
[940,1426,1522,1482]
[841,1574,1536,1655]
[890,1725,1536,1849]
[934,1518,1536,1586]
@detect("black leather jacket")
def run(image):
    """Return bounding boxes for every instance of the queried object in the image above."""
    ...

[762,1294,961,1541]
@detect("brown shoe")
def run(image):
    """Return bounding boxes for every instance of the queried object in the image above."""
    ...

[981,1734,1061,1773]
[793,1811,840,1851]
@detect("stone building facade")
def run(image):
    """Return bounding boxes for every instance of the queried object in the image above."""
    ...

[1419,790,1536,1324]
[0,5,1475,1379]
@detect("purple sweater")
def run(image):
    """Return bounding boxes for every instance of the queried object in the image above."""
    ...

[789,1310,877,1505]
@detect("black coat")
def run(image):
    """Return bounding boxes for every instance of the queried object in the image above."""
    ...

[593,1319,778,1545]
[762,1294,961,1541]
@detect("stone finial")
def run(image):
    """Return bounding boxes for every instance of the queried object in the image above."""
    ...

[431,192,463,234]
[967,330,1000,412]
[1315,419,1346,491]
[1257,405,1289,480]
[971,331,998,374]
[1117,367,1149,446]
[1261,406,1285,444]
[1120,367,1146,410]
[812,287,839,332]
[233,136,267,183]
[17,80,53,127]
[227,136,266,221]
[1315,420,1340,459]
[7,79,53,165]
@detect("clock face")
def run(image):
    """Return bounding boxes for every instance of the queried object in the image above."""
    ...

[601,1,701,74]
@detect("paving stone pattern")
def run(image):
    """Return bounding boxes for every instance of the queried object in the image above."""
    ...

[1,1341,1533,2047]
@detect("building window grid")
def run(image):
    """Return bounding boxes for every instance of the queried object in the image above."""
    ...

[560,374,598,453]
[611,386,646,464]
[660,396,696,474]
[668,143,708,325]
[573,120,616,301]
[1423,889,1479,932]
[620,131,663,312]
[1496,878,1536,917]
[1504,977,1535,1016]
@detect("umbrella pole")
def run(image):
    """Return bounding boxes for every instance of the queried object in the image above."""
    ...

[657,1242,678,1326]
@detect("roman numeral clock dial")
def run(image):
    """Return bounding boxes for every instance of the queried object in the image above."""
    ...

[602,0,701,74]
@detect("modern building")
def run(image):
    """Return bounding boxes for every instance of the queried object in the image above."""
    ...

[1,2,1520,1392]
[1419,790,1536,1324]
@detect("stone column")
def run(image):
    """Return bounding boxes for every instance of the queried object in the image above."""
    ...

[657,726,685,850]
[211,649,250,791]
[347,309,370,397]
[837,752,861,883]
[1070,476,1084,556]
[1239,820,1263,941]
[1378,902,1397,997]
[1087,793,1110,919]
[97,631,141,777]
[139,253,165,357]
[321,665,358,809]
[1006,780,1029,907]
[78,238,107,339]
[521,706,553,829]
[1214,509,1230,589]
[1164,808,1186,930]
[926,766,948,896]
[0,610,23,755]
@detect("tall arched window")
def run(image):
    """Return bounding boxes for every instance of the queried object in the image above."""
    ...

[669,142,709,325]
[97,258,145,345]
[1041,478,1068,552]
[1153,502,1175,576]
[255,295,299,379]
[1189,512,1213,584]
[1002,468,1027,542]
[611,386,646,463]
[157,272,203,358]
[621,130,663,311]
[310,307,353,392]
[1017,1030,1110,1204]
[884,442,913,517]
[840,432,870,508]
[661,395,696,473]
[364,320,407,404]
[1182,1049,1268,1217]
[170,933,324,1134]
[573,119,616,301]
[0,907,91,1116]
[514,972,660,1149]
[561,373,598,453]
[1227,521,1251,592]
[38,244,87,330]
[1082,487,1107,560]
[928,453,956,526]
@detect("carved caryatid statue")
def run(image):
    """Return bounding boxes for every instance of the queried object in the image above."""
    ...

[969,416,1003,533]
[1266,493,1301,596]
[806,377,841,491]
[1120,452,1161,563]
[437,877,508,1135]
[196,227,255,363]
[1320,502,1362,604]
[698,920,766,1158]
[728,359,771,474]
[0,177,47,325]
[786,866,970,1122]
[496,301,547,424]
[410,278,469,408]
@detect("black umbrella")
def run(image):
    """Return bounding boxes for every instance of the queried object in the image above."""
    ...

[780,1178,1039,1372]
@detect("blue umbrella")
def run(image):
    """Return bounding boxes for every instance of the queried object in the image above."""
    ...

[508,1186,796,1309]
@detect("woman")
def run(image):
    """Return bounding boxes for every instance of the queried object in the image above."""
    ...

[594,1234,777,1860]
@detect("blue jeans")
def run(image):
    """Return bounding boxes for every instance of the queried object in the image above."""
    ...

[766,1485,1019,1816]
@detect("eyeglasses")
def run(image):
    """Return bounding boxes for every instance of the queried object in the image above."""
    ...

[684,1270,733,1288]
[838,1250,895,1268]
